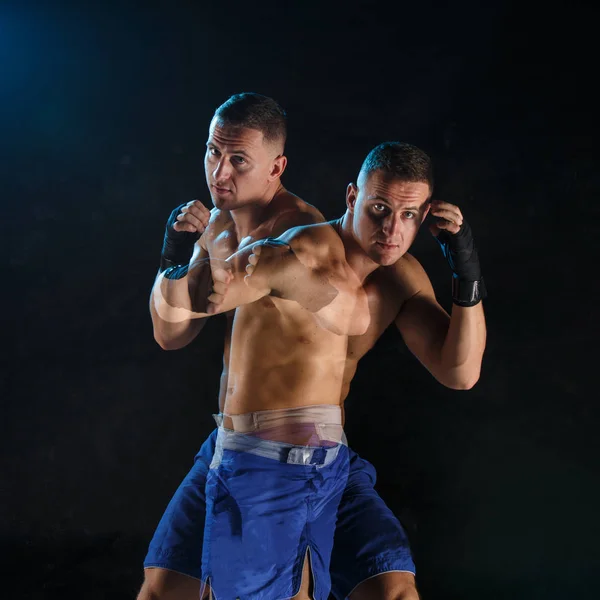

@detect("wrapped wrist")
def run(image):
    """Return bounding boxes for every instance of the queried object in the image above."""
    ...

[451,276,486,307]
[159,203,200,271]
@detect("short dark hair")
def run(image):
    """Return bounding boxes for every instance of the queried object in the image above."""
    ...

[213,93,287,149]
[359,142,433,194]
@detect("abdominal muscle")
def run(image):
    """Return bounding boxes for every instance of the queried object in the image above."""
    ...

[225,336,348,413]
[221,298,349,444]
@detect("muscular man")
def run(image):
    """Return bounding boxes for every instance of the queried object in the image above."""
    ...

[153,142,487,599]
[139,92,325,599]
[142,96,427,600]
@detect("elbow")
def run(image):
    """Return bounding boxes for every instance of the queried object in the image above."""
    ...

[446,371,480,391]
[448,378,478,391]
[152,317,205,351]
[153,332,186,351]
[438,366,481,391]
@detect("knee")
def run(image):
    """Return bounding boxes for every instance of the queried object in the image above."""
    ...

[136,581,155,600]
[137,568,202,600]
[349,572,419,600]
[395,587,419,600]
[137,572,162,600]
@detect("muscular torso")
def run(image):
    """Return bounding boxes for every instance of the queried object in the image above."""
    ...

[196,190,326,412]
[227,265,414,415]
[198,199,418,417]
[224,292,349,413]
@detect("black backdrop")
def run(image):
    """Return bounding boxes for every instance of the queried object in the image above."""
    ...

[2,1,599,598]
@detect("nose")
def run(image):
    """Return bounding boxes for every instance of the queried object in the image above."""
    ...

[213,158,232,182]
[381,213,401,238]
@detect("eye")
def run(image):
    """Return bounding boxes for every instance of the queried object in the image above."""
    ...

[207,147,220,157]
[403,211,416,219]
[372,203,387,212]
[232,156,246,165]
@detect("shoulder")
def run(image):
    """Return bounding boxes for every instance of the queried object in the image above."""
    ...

[268,189,326,235]
[278,220,343,252]
[381,252,434,299]
[274,221,345,270]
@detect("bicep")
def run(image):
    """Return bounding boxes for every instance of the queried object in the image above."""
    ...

[394,277,450,368]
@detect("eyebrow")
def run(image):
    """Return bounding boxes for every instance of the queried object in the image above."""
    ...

[206,142,251,157]
[367,195,423,212]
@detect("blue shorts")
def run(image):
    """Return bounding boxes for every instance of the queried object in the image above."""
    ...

[201,427,350,599]
[144,428,415,599]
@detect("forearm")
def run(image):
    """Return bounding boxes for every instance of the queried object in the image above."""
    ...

[152,263,213,320]
[150,285,206,349]
[439,302,486,389]
[150,262,212,349]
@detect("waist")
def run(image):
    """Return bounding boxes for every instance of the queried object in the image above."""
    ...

[211,427,346,469]
[214,404,344,445]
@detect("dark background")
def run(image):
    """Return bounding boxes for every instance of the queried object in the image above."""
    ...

[2,1,599,598]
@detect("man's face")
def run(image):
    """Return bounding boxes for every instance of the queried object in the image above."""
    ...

[347,171,431,266]
[204,118,284,210]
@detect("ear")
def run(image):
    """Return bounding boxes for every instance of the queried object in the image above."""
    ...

[346,183,358,213]
[420,201,431,224]
[268,155,288,181]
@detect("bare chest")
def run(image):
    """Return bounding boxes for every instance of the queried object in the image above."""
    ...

[347,280,404,361]
[206,219,277,260]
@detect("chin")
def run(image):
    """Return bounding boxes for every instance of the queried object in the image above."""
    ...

[212,196,238,211]
[373,250,403,266]
[211,196,224,209]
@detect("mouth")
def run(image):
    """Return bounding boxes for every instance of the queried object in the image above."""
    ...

[211,184,232,195]
[375,241,399,251]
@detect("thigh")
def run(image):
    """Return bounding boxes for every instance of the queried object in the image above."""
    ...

[329,448,415,600]
[138,567,205,600]
[143,429,218,578]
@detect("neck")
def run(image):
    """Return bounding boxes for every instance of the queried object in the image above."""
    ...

[230,181,284,240]
[336,212,381,283]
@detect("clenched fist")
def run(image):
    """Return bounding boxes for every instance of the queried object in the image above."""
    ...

[429,200,485,307]
[172,200,211,234]
[206,260,234,315]
[160,200,211,272]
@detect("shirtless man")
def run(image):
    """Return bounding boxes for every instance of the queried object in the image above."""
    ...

[139,92,325,599]
[153,142,487,599]
[141,96,427,600]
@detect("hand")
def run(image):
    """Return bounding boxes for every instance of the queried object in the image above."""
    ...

[244,244,262,278]
[429,200,486,306]
[161,201,210,270]
[428,200,464,237]
[206,260,234,315]
[429,200,480,280]
[172,200,211,235]
[243,238,291,290]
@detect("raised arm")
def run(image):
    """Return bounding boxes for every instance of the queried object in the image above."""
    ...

[394,256,486,389]
[151,196,328,347]
[149,201,212,350]
[152,239,283,323]
[242,227,370,336]
[154,235,337,320]
[157,226,370,336]
[394,202,487,389]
